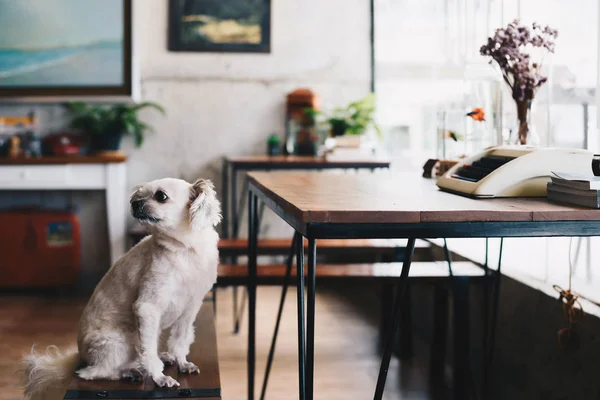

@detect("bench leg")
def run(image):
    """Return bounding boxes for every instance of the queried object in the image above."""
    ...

[429,284,449,380]
[260,232,298,400]
[374,237,416,400]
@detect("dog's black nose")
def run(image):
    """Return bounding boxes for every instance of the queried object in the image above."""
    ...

[131,200,145,216]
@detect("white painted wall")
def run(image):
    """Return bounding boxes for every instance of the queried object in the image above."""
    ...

[129,0,371,183]
[0,0,372,281]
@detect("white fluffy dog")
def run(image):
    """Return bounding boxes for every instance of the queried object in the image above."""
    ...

[22,177,221,399]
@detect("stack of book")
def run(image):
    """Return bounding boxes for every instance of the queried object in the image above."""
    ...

[547,172,600,208]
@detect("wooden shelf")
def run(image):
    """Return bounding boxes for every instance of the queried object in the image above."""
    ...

[0,154,127,165]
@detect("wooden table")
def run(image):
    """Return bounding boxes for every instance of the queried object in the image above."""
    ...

[221,155,391,334]
[246,171,600,400]
[0,155,127,265]
[64,301,221,399]
[221,155,390,239]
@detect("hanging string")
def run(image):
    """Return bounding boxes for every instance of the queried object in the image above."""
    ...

[552,237,600,351]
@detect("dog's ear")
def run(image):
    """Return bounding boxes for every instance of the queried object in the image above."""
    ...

[129,184,144,202]
[189,179,222,230]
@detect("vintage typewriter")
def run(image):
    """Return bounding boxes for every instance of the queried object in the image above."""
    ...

[436,146,595,198]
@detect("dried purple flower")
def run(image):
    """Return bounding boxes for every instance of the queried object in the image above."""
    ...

[480,19,557,102]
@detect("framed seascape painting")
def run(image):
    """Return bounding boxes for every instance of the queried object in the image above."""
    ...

[168,0,271,53]
[0,0,132,100]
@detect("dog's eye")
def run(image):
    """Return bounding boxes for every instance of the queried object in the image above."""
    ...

[154,190,169,203]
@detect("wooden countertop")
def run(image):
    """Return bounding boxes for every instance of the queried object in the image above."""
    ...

[247,171,600,224]
[0,154,127,165]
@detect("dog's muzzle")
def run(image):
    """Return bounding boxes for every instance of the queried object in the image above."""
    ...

[131,200,147,219]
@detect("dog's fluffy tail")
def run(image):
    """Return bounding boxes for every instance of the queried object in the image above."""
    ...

[21,345,79,400]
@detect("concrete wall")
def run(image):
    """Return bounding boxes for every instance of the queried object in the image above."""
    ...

[0,0,372,283]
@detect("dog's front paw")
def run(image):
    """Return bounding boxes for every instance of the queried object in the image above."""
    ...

[152,374,180,388]
[159,352,176,367]
[178,361,199,374]
[120,368,144,383]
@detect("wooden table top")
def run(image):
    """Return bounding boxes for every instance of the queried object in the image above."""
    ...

[226,155,390,169]
[64,301,220,399]
[247,171,600,224]
[0,154,127,165]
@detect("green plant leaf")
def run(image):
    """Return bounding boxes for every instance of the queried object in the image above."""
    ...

[132,102,166,115]
[64,101,165,148]
[132,130,142,147]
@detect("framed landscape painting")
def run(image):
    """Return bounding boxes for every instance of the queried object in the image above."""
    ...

[0,0,132,100]
[168,0,271,53]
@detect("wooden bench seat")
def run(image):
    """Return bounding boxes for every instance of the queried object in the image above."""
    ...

[63,301,221,399]
[217,237,430,257]
[217,261,484,285]
[130,226,432,260]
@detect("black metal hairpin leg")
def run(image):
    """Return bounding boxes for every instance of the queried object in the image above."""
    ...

[233,201,266,333]
[233,174,250,334]
[247,191,258,400]
[212,286,217,316]
[485,238,504,393]
[296,233,307,400]
[373,237,416,400]
[260,232,299,400]
[453,277,470,400]
[443,238,454,276]
[306,238,317,400]
[429,284,449,380]
[221,158,229,239]
[231,166,239,334]
[231,167,240,239]
[258,201,266,226]
[482,238,490,394]
[233,288,239,332]
[429,238,454,380]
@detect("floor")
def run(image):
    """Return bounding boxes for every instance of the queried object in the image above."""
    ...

[0,284,444,400]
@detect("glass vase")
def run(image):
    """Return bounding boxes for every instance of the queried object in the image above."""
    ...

[512,100,540,146]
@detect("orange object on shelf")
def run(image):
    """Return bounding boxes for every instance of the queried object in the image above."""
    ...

[286,88,320,125]
[0,210,81,288]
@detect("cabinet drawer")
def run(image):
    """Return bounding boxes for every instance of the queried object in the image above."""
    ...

[0,165,105,189]
[0,165,69,183]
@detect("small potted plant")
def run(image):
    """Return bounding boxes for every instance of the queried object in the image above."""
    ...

[267,133,281,156]
[306,94,381,147]
[65,102,165,153]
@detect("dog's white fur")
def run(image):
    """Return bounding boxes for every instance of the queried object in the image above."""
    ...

[22,177,221,399]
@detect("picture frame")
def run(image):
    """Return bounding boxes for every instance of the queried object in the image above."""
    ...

[168,0,271,53]
[0,0,133,101]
